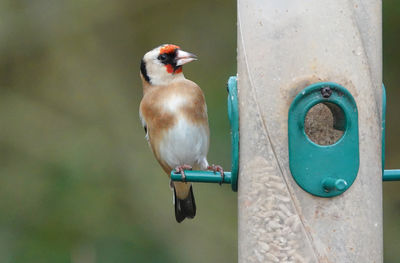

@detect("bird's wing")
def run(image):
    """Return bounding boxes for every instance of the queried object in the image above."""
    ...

[139,109,149,141]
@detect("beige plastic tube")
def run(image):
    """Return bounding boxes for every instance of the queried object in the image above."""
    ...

[237,1,382,262]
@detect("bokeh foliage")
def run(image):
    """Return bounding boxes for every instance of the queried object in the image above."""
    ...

[383,1,400,262]
[0,0,235,262]
[0,0,398,262]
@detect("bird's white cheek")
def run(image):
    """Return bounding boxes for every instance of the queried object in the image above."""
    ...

[146,61,185,86]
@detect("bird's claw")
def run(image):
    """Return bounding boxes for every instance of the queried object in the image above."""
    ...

[207,164,224,185]
[174,165,192,182]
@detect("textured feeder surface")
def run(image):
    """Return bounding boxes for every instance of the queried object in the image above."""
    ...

[304,104,344,146]
[238,0,382,262]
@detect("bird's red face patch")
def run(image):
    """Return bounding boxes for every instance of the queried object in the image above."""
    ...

[159,44,182,74]
[165,64,182,74]
[160,44,180,55]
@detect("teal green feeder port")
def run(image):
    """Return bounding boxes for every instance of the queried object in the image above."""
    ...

[227,76,239,191]
[288,82,359,197]
[382,84,400,182]
[170,76,239,192]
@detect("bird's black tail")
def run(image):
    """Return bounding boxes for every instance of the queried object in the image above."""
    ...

[174,185,196,223]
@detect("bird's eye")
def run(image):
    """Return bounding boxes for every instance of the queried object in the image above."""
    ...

[159,54,168,61]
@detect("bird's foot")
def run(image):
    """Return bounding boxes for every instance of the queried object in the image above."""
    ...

[174,165,192,182]
[207,164,224,185]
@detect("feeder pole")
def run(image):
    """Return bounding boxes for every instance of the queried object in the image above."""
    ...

[237,1,382,262]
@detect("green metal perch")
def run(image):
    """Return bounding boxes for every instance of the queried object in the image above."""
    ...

[383,170,400,181]
[171,170,232,184]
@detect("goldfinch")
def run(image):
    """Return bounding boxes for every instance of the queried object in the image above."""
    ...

[139,44,223,223]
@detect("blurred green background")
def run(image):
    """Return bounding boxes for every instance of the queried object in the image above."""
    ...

[0,0,398,262]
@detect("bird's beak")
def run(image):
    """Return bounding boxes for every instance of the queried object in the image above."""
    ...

[175,50,197,66]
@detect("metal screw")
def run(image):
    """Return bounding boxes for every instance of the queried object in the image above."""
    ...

[322,177,348,192]
[321,86,333,98]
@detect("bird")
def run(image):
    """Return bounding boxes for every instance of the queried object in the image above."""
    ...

[139,44,223,223]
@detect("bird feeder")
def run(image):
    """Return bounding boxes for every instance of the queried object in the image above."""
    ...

[170,0,400,262]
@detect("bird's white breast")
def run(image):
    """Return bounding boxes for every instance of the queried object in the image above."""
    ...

[158,115,209,170]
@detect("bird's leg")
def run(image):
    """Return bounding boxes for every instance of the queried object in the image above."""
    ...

[174,165,192,182]
[207,164,224,185]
